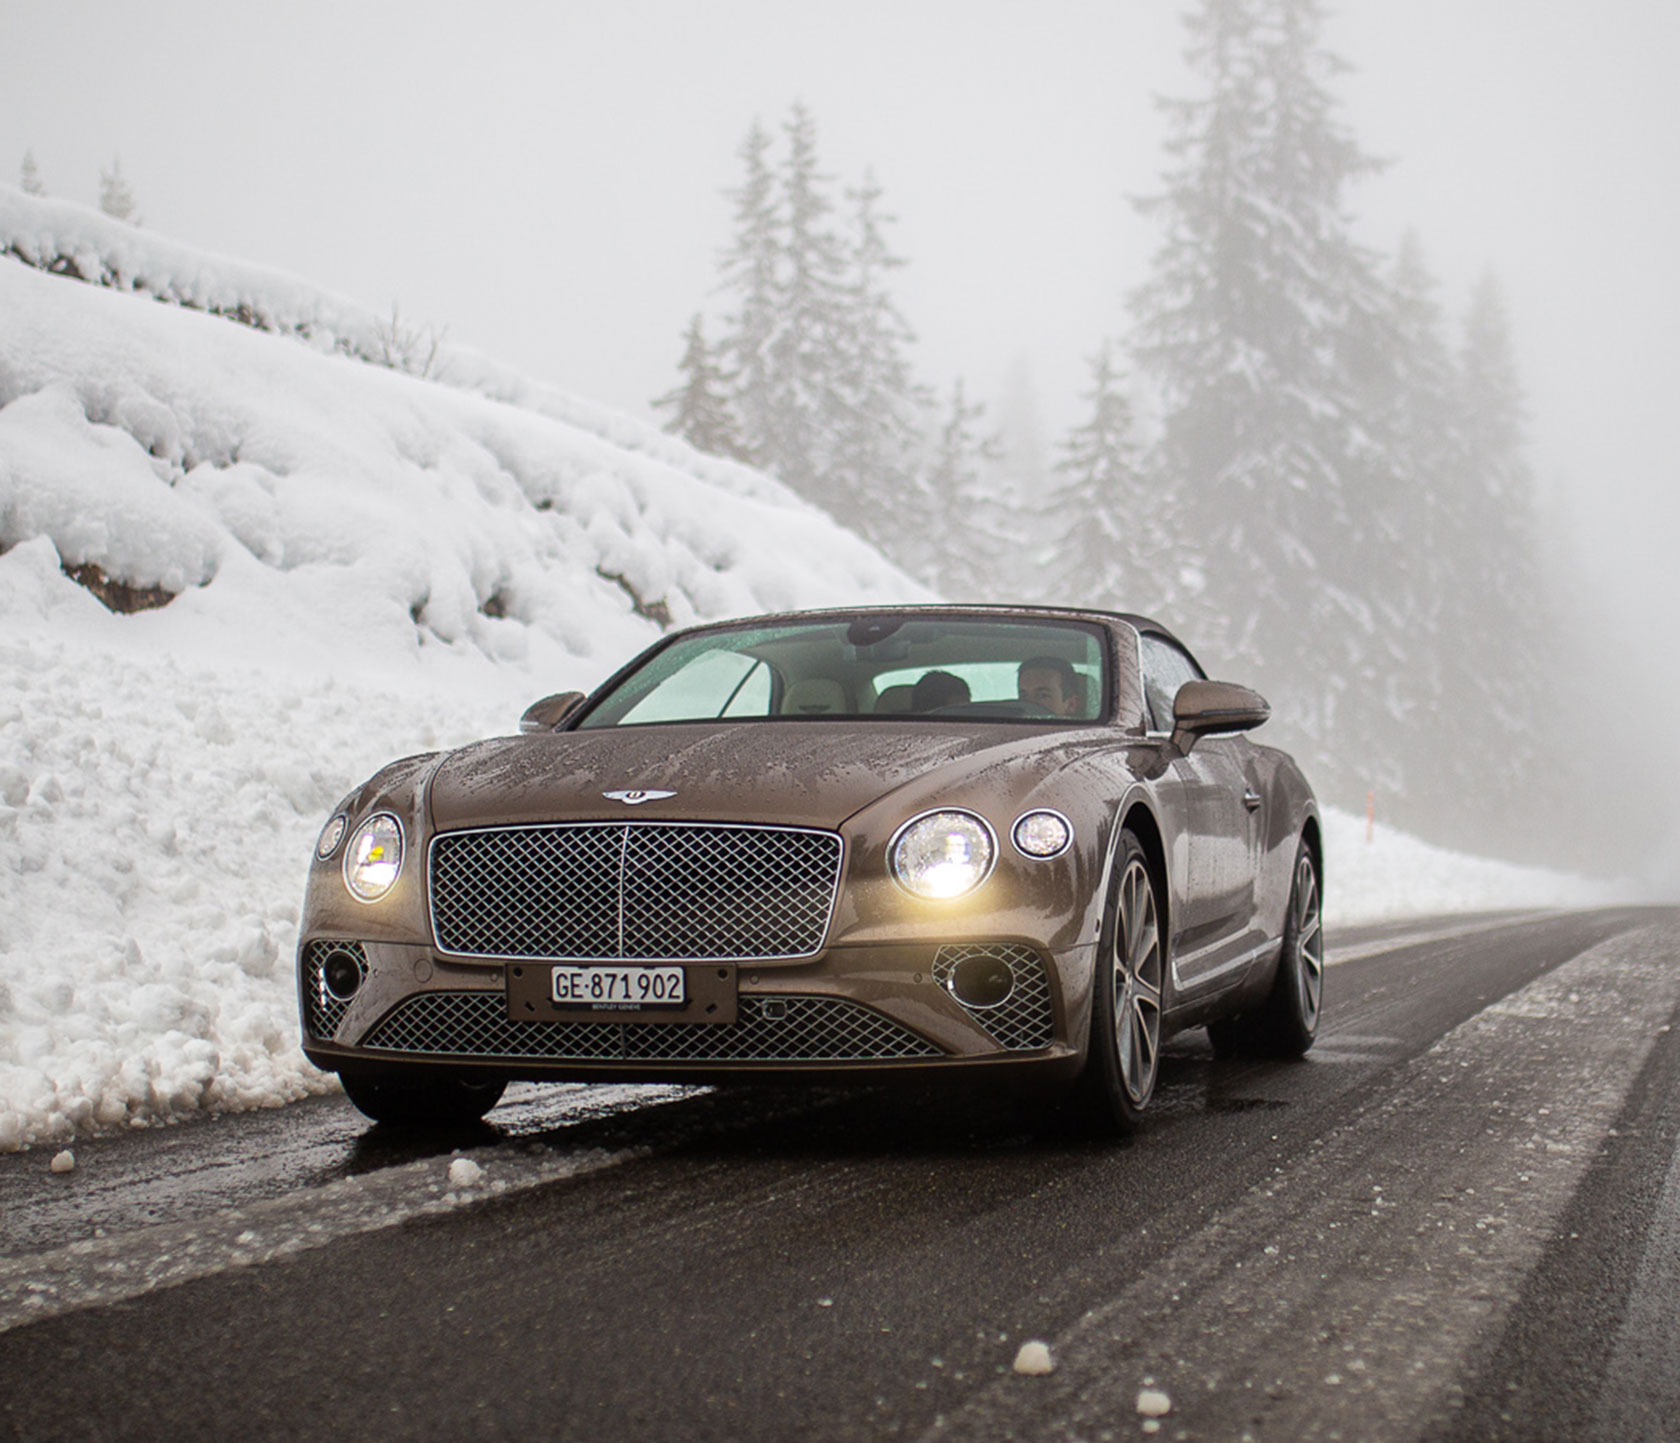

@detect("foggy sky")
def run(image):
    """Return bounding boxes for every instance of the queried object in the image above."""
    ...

[4,0,1678,874]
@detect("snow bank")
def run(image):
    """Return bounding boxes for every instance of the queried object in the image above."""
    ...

[1319,806,1616,926]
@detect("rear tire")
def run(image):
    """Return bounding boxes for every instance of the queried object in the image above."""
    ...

[1077,830,1167,1133]
[339,1068,507,1127]
[1207,839,1323,1059]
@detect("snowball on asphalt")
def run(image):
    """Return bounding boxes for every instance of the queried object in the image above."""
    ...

[1136,1387,1172,1417]
[1012,1341,1054,1375]
[447,1157,484,1189]
[49,1150,75,1173]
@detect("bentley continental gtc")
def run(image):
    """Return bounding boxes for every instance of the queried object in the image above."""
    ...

[298,607,1323,1132]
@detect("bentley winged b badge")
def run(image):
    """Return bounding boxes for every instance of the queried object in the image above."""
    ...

[603,789,676,805]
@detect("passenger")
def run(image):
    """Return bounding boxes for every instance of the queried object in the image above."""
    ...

[1017,656,1085,718]
[912,670,971,712]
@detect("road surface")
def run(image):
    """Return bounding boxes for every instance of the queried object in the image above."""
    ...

[2,907,1677,1442]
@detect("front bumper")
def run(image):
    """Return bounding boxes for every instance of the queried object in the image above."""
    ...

[298,936,1096,1086]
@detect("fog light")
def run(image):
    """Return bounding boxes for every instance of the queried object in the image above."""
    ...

[948,954,1014,1009]
[321,948,365,1002]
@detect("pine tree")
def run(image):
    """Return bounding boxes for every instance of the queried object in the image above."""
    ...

[1449,272,1551,793]
[716,119,779,470]
[923,379,1006,599]
[1128,0,1387,769]
[653,314,747,461]
[761,103,851,508]
[981,357,1060,603]
[20,150,46,197]
[825,170,926,557]
[1362,235,1460,736]
[1048,343,1147,610]
[98,154,139,223]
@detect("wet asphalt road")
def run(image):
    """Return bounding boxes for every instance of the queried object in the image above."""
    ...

[2,907,1678,1443]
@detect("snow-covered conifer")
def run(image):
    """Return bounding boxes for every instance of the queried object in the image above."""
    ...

[923,378,1006,599]
[20,150,46,197]
[716,119,779,469]
[1129,0,1387,784]
[98,155,139,223]
[1048,343,1148,610]
[653,313,747,462]
[760,103,852,507]
[825,171,927,557]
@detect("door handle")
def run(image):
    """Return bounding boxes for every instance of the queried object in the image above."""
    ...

[1243,790,1262,812]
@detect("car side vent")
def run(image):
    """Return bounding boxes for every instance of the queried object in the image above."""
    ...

[933,944,1056,1051]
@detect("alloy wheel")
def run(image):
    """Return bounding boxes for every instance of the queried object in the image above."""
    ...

[1114,857,1163,1106]
[1293,853,1324,1030]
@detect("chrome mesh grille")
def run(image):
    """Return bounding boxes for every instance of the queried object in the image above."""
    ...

[360,991,941,1063]
[933,944,1056,1051]
[429,823,842,961]
[301,940,367,1042]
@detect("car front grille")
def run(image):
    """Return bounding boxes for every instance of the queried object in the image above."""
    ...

[300,939,367,1042]
[359,990,942,1064]
[428,823,843,962]
[933,943,1056,1051]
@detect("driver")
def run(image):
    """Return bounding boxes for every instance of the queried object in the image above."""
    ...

[1017,656,1085,718]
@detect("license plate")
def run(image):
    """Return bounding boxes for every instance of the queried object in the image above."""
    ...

[550,965,686,1010]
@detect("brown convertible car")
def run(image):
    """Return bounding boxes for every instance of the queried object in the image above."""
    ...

[298,606,1322,1132]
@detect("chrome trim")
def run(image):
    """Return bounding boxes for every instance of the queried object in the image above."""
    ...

[1171,937,1280,993]
[342,812,405,905]
[315,813,347,860]
[887,808,999,900]
[425,820,844,962]
[1011,808,1073,859]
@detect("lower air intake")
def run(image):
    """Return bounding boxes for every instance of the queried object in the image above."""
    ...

[933,944,1056,1051]
[360,991,942,1063]
[301,940,367,1041]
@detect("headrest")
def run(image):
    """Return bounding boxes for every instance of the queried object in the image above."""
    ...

[781,679,847,715]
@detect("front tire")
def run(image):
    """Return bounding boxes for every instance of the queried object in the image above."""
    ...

[1078,830,1167,1133]
[1208,840,1323,1058]
[339,1068,507,1127]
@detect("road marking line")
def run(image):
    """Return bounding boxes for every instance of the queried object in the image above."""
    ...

[1326,911,1556,966]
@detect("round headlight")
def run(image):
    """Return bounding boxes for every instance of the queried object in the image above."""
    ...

[315,813,348,860]
[344,814,404,902]
[1013,810,1072,859]
[891,810,996,900]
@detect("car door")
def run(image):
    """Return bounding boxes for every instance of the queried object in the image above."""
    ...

[1138,635,1258,990]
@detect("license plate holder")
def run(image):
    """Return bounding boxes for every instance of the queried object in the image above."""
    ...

[506,962,738,1024]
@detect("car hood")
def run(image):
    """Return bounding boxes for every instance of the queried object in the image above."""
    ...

[426,721,1104,832]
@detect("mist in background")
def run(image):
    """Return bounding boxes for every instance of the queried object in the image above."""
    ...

[3,0,1676,886]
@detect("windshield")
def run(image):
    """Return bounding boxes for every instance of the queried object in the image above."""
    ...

[575,615,1109,728]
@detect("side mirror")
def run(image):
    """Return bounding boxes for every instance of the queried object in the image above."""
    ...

[1170,680,1269,754]
[519,690,586,734]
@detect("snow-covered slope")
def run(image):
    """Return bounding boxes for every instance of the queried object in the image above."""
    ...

[0,188,1617,1152]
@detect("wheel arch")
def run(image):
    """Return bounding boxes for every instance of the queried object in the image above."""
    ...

[1300,808,1323,890]
[1118,798,1170,955]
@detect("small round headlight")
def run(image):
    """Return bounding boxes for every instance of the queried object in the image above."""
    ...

[344,813,404,902]
[316,813,348,860]
[1013,810,1072,859]
[891,810,996,900]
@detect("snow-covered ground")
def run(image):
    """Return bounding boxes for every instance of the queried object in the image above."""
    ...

[0,187,1625,1152]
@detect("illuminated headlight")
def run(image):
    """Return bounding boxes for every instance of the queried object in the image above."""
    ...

[343,813,404,902]
[1013,810,1072,859]
[891,810,996,900]
[315,813,348,860]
